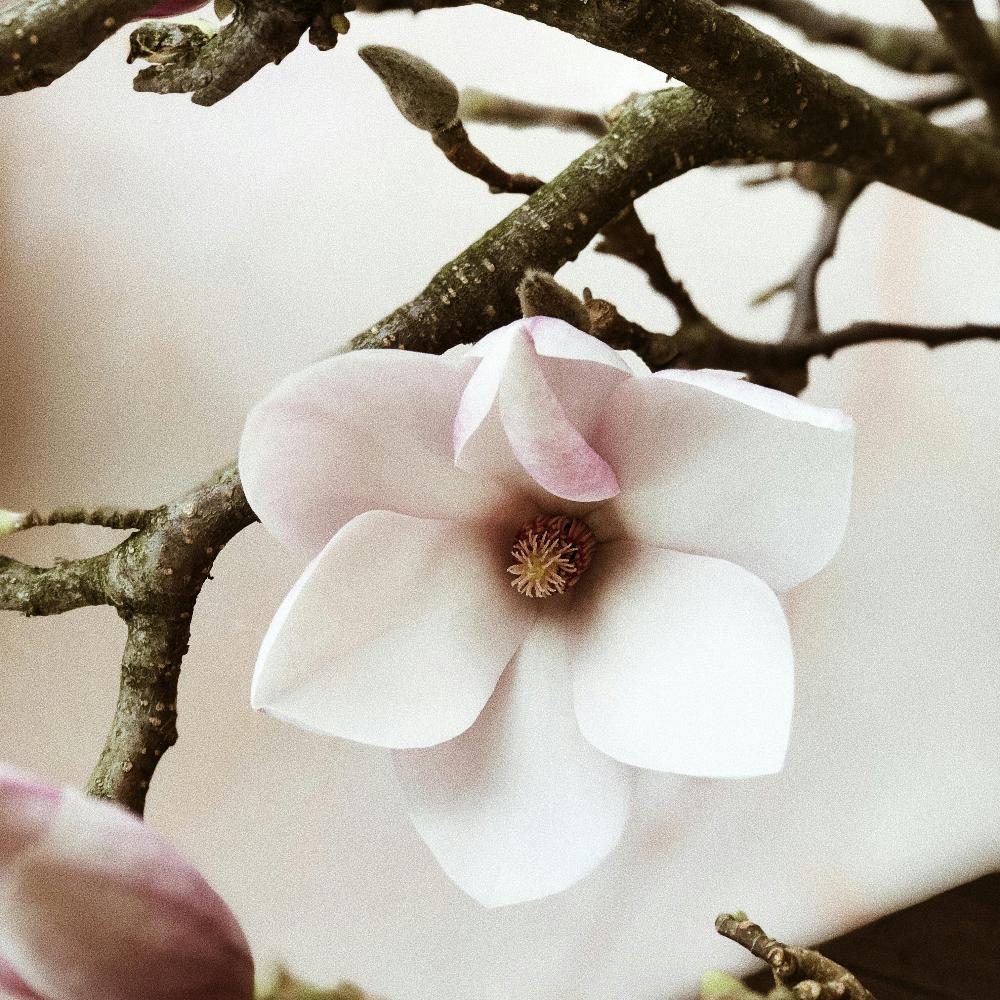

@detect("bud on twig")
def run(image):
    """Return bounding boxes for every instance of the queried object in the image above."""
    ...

[359,44,460,135]
[517,270,591,332]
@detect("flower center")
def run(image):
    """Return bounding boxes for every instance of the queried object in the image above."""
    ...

[507,515,596,599]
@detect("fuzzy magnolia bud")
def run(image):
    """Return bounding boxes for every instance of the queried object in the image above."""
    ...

[517,270,592,332]
[359,45,460,135]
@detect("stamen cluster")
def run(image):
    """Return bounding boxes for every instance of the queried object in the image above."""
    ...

[507,514,596,598]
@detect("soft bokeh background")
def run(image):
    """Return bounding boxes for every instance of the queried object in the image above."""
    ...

[2,1,999,997]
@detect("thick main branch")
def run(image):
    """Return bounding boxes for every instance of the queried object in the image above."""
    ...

[474,0,1000,228]
[350,87,733,352]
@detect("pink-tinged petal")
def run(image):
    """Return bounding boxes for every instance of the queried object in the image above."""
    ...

[467,316,633,372]
[252,511,537,749]
[616,349,652,375]
[240,350,511,555]
[393,615,632,907]
[0,766,60,862]
[568,543,794,777]
[141,0,208,16]
[589,372,854,592]
[0,773,253,1000]
[455,326,622,503]
[0,957,41,999]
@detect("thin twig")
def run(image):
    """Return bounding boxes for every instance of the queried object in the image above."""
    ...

[14,506,153,532]
[716,913,876,1000]
[921,0,1000,130]
[719,0,991,75]
[432,121,543,194]
[458,88,607,137]
[595,205,706,327]
[783,169,866,343]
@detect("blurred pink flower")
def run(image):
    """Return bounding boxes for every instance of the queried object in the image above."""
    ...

[0,765,254,1000]
[239,317,854,906]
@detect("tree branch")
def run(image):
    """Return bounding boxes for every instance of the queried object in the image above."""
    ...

[0,0,149,95]
[130,0,349,105]
[458,88,606,137]
[779,167,866,342]
[921,0,1000,130]
[720,0,994,76]
[716,913,875,1000]
[1,464,256,814]
[467,0,1000,229]
[348,87,734,353]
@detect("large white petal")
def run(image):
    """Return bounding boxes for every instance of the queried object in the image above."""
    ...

[589,372,854,592]
[393,616,632,907]
[252,511,536,749]
[568,543,794,777]
[239,350,510,555]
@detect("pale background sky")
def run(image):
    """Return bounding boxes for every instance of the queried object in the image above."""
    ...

[2,1,1000,998]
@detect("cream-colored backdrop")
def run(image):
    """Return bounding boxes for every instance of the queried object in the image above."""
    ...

[2,2,999,998]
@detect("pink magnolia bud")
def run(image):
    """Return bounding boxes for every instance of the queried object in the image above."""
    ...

[0,765,254,1000]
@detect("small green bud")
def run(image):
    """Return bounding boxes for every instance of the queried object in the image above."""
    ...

[517,270,592,332]
[0,510,28,536]
[700,971,763,1000]
[359,45,460,135]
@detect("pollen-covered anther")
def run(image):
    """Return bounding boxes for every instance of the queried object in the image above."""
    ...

[507,514,596,598]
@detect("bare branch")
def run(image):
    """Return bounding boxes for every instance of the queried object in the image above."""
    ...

[720,0,991,76]
[1,464,256,814]
[458,88,606,137]
[13,506,153,532]
[0,553,110,617]
[922,0,1000,129]
[781,167,866,342]
[463,0,1000,229]
[130,0,349,105]
[595,205,705,326]
[349,87,734,354]
[716,913,876,1000]
[0,0,149,96]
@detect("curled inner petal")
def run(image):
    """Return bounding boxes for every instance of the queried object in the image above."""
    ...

[507,514,596,598]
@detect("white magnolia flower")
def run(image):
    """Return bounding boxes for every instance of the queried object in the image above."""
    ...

[239,317,854,906]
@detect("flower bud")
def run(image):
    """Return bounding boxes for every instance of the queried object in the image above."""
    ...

[0,764,255,1000]
[359,45,460,134]
[517,270,592,332]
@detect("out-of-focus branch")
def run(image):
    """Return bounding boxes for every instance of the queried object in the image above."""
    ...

[0,0,149,95]
[716,913,876,1000]
[130,0,349,105]
[921,0,1000,129]
[779,166,866,343]
[458,88,606,137]
[719,0,995,76]
[1,464,256,814]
